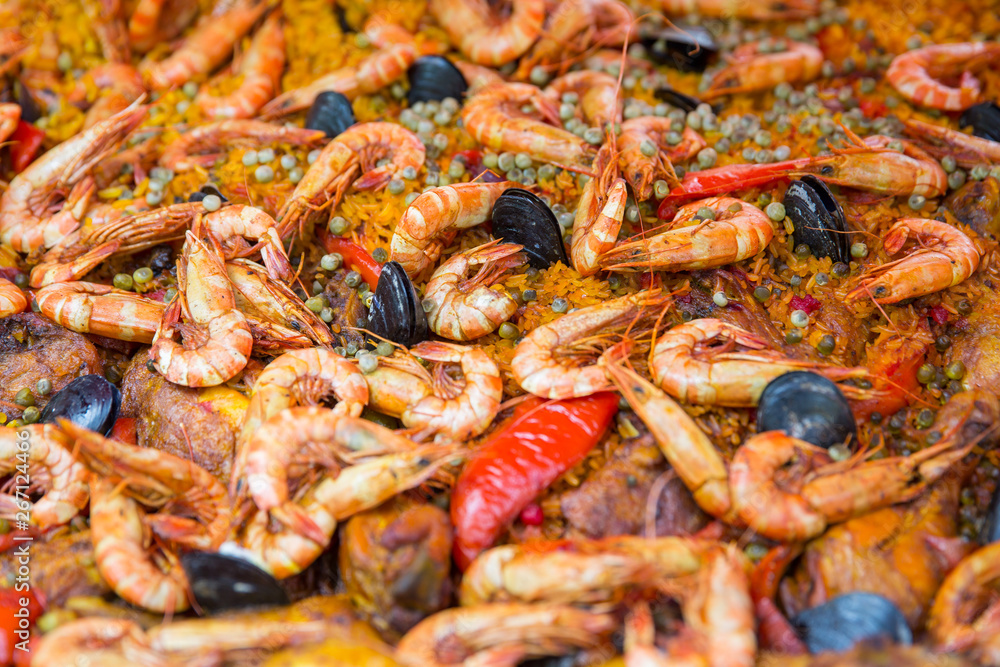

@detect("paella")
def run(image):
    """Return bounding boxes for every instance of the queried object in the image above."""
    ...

[0,0,1000,664]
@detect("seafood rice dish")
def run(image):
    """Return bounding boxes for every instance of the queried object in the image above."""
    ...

[1,0,1000,664]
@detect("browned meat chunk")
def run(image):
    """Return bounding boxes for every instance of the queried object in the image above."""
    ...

[0,313,103,422]
[119,352,238,484]
[0,529,110,606]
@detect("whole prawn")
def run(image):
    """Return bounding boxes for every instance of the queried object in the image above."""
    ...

[887,42,1000,111]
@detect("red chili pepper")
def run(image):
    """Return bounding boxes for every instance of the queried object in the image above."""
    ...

[8,122,45,174]
[0,588,43,666]
[317,231,382,289]
[109,417,138,445]
[450,393,619,570]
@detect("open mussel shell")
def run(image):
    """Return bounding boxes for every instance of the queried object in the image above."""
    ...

[367,261,429,347]
[180,551,289,614]
[785,174,849,264]
[188,184,227,204]
[756,371,856,449]
[960,101,1000,143]
[490,189,568,269]
[791,593,912,654]
[305,91,356,139]
[641,24,717,72]
[407,56,468,106]
[40,374,120,436]
[981,485,1000,545]
[653,87,716,114]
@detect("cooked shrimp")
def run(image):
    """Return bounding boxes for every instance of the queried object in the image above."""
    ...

[704,40,823,99]
[0,277,26,317]
[903,118,1000,168]
[0,102,20,143]
[235,406,418,544]
[519,0,633,78]
[453,60,506,93]
[658,0,818,19]
[599,196,773,272]
[334,122,426,190]
[396,603,617,667]
[197,204,292,281]
[793,129,949,198]
[847,218,980,305]
[619,118,705,200]
[728,430,974,542]
[128,0,199,53]
[239,441,458,579]
[512,290,668,399]
[31,618,201,667]
[887,42,1000,111]
[36,281,165,343]
[226,259,334,349]
[363,350,435,418]
[928,541,1000,663]
[140,0,268,89]
[75,63,146,128]
[404,340,503,440]
[624,545,755,667]
[605,361,735,522]
[81,0,131,64]
[159,120,324,172]
[389,180,520,277]
[429,0,544,66]
[0,102,146,253]
[65,421,230,612]
[545,70,622,126]
[572,143,627,276]
[31,201,201,287]
[259,17,419,118]
[460,536,709,605]
[650,319,869,407]
[276,140,360,237]
[462,82,595,168]
[150,231,253,387]
[422,240,525,340]
[196,12,285,119]
[237,347,369,451]
[0,424,88,529]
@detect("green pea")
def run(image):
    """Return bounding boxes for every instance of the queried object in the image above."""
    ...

[522,289,537,302]
[935,335,951,352]
[12,273,27,289]
[372,248,388,263]
[359,354,379,374]
[915,363,936,385]
[164,287,178,302]
[305,296,325,313]
[14,388,34,407]
[36,378,52,396]
[551,297,569,313]
[696,206,715,221]
[816,334,836,356]
[831,262,849,278]
[320,253,342,271]
[765,202,786,222]
[21,406,40,424]
[345,271,362,288]
[329,216,349,235]
[785,329,803,344]
[320,307,334,323]
[133,267,154,284]
[915,408,935,429]
[113,273,134,291]
[793,244,811,260]
[375,341,395,356]
[753,286,771,302]
[945,361,966,381]
[850,242,868,258]
[498,322,520,339]
[957,300,973,316]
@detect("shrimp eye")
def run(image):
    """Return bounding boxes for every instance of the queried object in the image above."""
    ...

[821,165,834,176]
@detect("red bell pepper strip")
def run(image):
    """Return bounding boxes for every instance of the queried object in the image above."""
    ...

[318,231,383,289]
[0,588,43,666]
[450,392,619,570]
[657,158,811,215]
[8,121,45,174]
[109,417,138,445]
[750,544,807,654]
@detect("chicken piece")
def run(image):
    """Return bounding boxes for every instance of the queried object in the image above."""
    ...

[559,431,709,540]
[952,284,1000,394]
[0,313,103,422]
[339,500,453,641]
[119,352,245,485]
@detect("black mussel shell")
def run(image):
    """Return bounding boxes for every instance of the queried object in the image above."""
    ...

[641,24,717,72]
[757,371,856,449]
[491,189,568,269]
[14,79,42,123]
[960,101,1000,143]
[981,484,1000,546]
[180,551,289,614]
[653,87,705,114]
[188,184,228,204]
[367,261,429,347]
[305,91,356,139]
[791,593,912,654]
[407,56,468,106]
[40,374,120,436]
[785,175,849,264]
